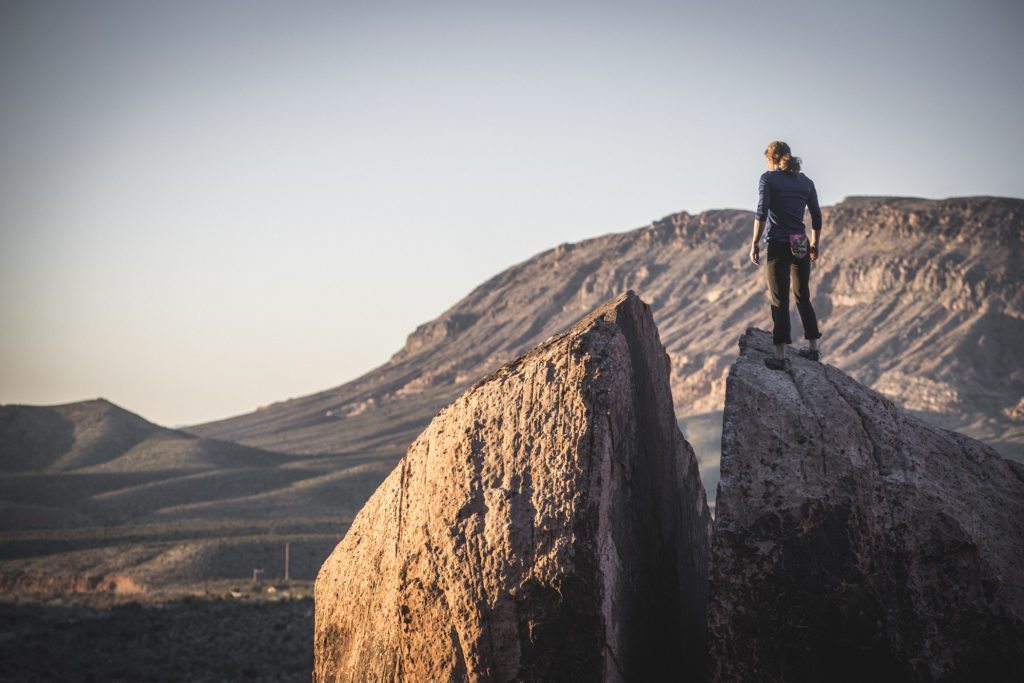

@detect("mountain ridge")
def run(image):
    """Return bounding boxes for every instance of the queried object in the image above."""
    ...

[187,196,1024,477]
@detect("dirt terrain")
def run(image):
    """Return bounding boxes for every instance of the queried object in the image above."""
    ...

[0,585,313,682]
[0,402,365,680]
[0,399,390,594]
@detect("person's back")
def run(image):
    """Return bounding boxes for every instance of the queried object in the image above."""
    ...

[749,141,823,370]
[757,169,822,242]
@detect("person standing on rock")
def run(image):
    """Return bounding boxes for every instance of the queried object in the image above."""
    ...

[749,140,823,370]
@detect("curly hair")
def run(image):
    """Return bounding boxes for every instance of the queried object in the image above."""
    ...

[764,140,802,175]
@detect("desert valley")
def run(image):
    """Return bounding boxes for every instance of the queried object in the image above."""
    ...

[2,196,1023,681]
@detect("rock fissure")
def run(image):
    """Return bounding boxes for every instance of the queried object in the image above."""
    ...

[603,642,626,680]
[787,365,829,478]
[821,368,886,477]
[395,456,410,555]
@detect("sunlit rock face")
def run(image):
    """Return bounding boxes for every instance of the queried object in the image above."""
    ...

[314,292,710,682]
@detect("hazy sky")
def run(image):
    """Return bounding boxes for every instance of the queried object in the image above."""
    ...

[1,0,1022,427]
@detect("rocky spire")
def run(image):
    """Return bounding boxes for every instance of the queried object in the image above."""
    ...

[314,292,711,682]
[708,328,1024,682]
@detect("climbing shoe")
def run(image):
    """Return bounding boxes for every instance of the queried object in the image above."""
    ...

[797,347,820,362]
[764,356,791,371]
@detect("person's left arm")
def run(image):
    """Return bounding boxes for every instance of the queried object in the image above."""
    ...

[807,181,823,260]
[751,174,769,265]
[750,219,765,265]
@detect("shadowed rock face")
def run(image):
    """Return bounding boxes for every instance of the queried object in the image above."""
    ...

[314,292,711,682]
[708,328,1024,683]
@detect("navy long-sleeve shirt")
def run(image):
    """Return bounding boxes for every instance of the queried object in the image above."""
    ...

[756,170,822,242]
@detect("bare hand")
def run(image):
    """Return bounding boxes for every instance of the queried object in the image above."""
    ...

[749,243,760,265]
[810,244,819,262]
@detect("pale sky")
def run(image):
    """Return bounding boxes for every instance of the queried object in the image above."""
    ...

[1,0,1022,427]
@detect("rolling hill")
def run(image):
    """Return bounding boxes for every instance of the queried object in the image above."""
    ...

[0,399,384,590]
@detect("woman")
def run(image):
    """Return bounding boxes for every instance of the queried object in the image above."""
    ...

[749,141,823,370]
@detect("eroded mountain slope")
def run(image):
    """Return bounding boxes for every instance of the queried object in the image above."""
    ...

[190,196,1024,478]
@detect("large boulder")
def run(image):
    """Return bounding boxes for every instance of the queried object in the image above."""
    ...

[708,328,1024,682]
[314,292,711,682]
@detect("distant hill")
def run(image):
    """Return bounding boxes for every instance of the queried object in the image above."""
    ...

[188,196,1024,491]
[0,399,286,473]
[0,399,380,590]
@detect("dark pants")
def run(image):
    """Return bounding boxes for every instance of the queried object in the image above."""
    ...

[766,240,821,345]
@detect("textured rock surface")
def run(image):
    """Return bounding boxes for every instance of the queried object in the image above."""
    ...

[708,328,1024,682]
[314,292,710,682]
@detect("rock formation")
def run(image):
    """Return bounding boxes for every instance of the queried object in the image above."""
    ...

[708,328,1024,682]
[314,292,711,682]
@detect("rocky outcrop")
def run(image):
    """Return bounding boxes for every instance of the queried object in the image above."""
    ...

[708,328,1024,682]
[314,292,711,682]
